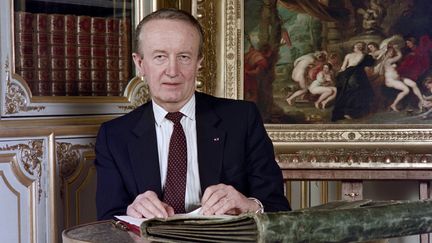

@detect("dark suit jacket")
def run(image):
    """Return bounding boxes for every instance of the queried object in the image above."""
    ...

[95,92,290,220]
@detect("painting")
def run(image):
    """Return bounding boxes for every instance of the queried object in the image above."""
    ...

[243,0,432,125]
[199,0,432,171]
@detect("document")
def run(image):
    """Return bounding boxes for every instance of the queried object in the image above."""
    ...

[114,206,207,229]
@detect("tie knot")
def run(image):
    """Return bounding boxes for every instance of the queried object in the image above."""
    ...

[166,112,184,124]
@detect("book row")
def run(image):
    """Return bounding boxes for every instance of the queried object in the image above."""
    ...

[14,11,131,96]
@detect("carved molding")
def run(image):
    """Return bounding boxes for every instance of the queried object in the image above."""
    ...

[268,129,432,142]
[224,0,242,99]
[196,0,217,95]
[0,140,44,201]
[57,142,94,198]
[120,77,151,110]
[4,56,45,114]
[57,142,94,179]
[277,148,431,168]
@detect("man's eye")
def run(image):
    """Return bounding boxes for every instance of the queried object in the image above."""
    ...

[154,55,167,63]
[178,55,191,64]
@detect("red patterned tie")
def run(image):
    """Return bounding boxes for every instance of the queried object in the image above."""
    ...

[163,112,187,214]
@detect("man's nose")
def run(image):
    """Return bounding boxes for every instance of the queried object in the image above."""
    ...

[165,58,179,78]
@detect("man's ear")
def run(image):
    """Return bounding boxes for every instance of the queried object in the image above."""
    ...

[197,56,204,71]
[132,52,145,76]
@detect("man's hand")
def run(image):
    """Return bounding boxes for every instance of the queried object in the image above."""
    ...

[126,191,174,218]
[201,184,260,215]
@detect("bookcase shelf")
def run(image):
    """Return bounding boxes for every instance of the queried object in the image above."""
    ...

[1,0,148,117]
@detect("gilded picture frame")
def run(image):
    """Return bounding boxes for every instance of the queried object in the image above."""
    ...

[198,0,432,170]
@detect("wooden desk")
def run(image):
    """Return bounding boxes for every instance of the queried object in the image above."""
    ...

[62,220,150,243]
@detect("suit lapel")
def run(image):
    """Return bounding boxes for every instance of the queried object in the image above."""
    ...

[128,103,163,198]
[195,93,225,192]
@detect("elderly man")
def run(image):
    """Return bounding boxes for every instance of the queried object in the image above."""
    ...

[94,8,290,220]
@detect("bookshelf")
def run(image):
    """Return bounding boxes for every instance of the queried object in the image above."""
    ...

[14,1,132,96]
[2,0,149,117]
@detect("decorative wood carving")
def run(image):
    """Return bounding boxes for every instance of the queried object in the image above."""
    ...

[196,0,217,95]
[0,140,44,201]
[4,56,45,114]
[57,142,94,198]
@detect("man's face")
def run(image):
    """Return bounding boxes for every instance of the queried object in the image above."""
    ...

[133,19,202,111]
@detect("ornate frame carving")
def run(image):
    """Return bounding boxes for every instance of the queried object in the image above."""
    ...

[196,0,217,95]
[210,1,432,168]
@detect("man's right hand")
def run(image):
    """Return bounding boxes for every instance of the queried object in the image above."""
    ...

[126,191,174,218]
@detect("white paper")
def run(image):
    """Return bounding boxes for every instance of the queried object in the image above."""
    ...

[115,215,147,227]
[115,207,203,226]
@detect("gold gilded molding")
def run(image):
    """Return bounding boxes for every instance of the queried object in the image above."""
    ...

[0,140,44,202]
[196,0,217,95]
[321,181,328,204]
[47,134,57,243]
[267,128,432,142]
[224,0,242,99]
[301,181,308,209]
[120,76,151,110]
[0,154,33,187]
[5,56,45,114]
[57,142,94,198]
[277,148,432,167]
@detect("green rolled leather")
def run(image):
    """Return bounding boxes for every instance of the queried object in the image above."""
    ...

[141,200,432,243]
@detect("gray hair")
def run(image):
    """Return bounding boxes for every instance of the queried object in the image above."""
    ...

[134,8,204,58]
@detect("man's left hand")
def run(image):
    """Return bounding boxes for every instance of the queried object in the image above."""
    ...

[200,183,260,215]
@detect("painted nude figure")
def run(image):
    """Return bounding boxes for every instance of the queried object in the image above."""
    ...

[308,63,337,109]
[286,51,327,105]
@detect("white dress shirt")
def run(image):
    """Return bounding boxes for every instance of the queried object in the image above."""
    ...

[152,95,202,212]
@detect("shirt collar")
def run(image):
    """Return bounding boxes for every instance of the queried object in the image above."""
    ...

[152,94,196,126]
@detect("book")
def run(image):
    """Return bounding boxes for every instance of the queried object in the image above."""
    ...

[34,13,50,96]
[77,15,92,96]
[91,17,107,96]
[48,14,66,96]
[105,17,120,96]
[118,18,131,96]
[14,12,36,94]
[114,200,432,243]
[113,207,229,237]
[64,14,78,96]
